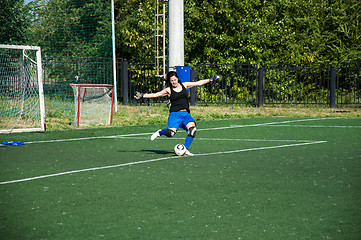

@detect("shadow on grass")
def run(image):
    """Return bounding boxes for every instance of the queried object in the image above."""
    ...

[117,149,173,155]
[142,149,173,155]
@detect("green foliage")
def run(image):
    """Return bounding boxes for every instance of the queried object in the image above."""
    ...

[195,64,259,104]
[26,0,112,58]
[185,0,361,64]
[262,64,332,104]
[184,0,264,65]
[3,0,361,64]
[115,0,154,63]
[0,0,29,44]
[112,0,361,64]
[277,0,361,63]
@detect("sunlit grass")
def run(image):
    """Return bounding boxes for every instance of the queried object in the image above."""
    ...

[44,101,361,131]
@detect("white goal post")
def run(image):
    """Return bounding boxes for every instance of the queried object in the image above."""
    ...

[0,44,46,134]
[70,84,115,126]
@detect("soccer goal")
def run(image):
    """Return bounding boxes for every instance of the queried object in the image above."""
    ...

[0,44,46,134]
[70,84,114,126]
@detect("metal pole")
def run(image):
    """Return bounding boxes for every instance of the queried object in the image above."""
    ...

[111,0,117,111]
[36,48,46,131]
[163,0,167,77]
[330,65,336,108]
[168,0,184,71]
[121,60,129,105]
[258,67,264,107]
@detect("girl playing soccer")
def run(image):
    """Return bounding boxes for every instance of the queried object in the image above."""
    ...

[134,71,219,155]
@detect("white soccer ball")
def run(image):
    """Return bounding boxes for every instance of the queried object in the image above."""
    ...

[174,144,186,156]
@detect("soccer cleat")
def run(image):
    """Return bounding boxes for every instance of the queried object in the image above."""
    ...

[151,129,161,141]
[184,149,194,156]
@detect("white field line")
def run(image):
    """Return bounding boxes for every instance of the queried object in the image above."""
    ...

[0,140,326,185]
[25,117,341,145]
[268,124,361,128]
[25,132,153,144]
[204,117,343,131]
[118,137,317,143]
[193,141,327,157]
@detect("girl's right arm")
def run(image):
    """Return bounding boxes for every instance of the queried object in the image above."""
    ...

[134,87,170,99]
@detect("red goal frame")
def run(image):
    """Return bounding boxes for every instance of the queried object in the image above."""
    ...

[70,84,115,126]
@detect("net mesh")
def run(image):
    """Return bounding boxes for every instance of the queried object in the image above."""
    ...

[71,84,114,126]
[0,47,43,133]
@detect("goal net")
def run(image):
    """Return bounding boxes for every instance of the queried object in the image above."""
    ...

[0,44,46,134]
[70,84,114,126]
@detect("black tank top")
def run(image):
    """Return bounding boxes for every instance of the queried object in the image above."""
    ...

[169,83,190,113]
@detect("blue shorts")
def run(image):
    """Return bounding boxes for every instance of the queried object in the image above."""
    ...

[167,111,196,131]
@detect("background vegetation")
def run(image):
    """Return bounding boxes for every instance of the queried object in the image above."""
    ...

[119,0,361,64]
[1,0,360,65]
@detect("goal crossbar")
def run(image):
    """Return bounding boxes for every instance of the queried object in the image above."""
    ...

[0,44,41,51]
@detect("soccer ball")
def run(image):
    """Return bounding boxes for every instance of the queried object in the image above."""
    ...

[174,144,186,156]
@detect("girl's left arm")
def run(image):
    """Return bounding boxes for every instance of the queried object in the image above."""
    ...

[183,79,211,89]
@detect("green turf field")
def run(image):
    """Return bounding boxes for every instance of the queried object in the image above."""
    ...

[1,117,360,240]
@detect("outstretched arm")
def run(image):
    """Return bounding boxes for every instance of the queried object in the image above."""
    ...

[184,79,210,88]
[134,88,170,99]
[183,75,220,89]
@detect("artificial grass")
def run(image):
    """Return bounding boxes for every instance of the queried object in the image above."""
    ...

[0,117,360,239]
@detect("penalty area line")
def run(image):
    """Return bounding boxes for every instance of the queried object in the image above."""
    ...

[0,155,180,185]
[0,140,326,185]
[194,140,327,157]
[23,117,336,145]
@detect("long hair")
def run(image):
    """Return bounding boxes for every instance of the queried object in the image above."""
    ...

[166,71,180,85]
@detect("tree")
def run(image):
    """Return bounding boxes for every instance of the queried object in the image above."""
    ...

[17,0,361,63]
[27,0,112,58]
[0,0,28,44]
[184,0,264,65]
[114,0,154,63]
[247,0,361,63]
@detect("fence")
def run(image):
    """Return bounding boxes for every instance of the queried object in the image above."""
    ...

[261,63,333,106]
[194,64,259,105]
[39,58,360,107]
[42,57,115,100]
[192,62,361,107]
[336,62,361,105]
